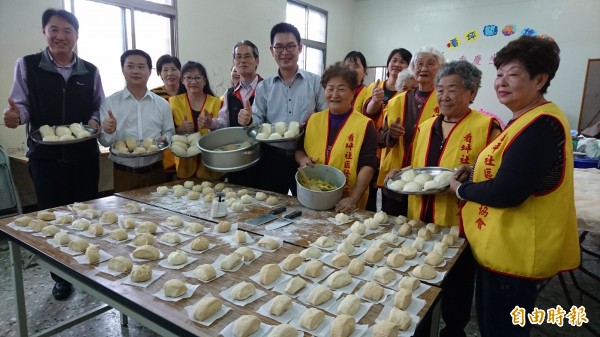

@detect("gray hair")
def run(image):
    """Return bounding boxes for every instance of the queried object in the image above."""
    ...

[408,46,446,75]
[395,69,414,92]
[232,40,259,59]
[434,60,482,93]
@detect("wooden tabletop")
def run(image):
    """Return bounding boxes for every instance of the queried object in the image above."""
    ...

[1,195,441,337]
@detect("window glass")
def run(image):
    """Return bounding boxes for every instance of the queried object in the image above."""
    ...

[307,9,326,43]
[286,2,306,39]
[133,11,171,89]
[305,47,324,75]
[286,1,326,74]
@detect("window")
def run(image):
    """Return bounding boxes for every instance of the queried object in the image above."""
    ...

[65,0,177,95]
[286,1,327,75]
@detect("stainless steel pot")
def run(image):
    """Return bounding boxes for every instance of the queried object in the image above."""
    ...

[196,127,261,172]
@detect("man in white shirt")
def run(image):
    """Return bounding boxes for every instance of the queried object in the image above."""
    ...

[99,49,175,192]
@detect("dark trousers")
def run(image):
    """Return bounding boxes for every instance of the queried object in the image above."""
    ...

[365,167,379,212]
[227,161,262,189]
[29,156,99,287]
[28,157,99,209]
[381,189,407,216]
[257,145,298,196]
[414,244,476,337]
[439,244,476,337]
[476,265,544,337]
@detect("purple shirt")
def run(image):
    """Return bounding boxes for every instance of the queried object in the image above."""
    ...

[7,48,104,124]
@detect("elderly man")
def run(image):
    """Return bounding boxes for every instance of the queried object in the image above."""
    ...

[3,8,105,300]
[99,49,175,192]
[238,23,326,195]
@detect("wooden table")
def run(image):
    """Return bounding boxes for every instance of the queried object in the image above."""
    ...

[2,195,441,337]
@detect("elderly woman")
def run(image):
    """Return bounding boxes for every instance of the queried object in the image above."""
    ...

[343,51,369,113]
[379,46,445,216]
[389,60,501,337]
[296,62,378,212]
[170,61,222,179]
[450,36,580,337]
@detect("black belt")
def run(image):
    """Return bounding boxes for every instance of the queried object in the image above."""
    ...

[114,161,162,174]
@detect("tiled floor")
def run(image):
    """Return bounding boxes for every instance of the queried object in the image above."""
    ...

[1,232,598,337]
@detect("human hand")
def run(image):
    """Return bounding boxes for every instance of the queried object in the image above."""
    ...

[300,156,318,168]
[386,168,401,180]
[237,100,252,126]
[180,116,194,133]
[335,196,358,213]
[453,165,471,183]
[4,98,21,128]
[198,109,212,129]
[388,117,405,139]
[371,79,383,103]
[102,110,117,134]
[87,119,99,130]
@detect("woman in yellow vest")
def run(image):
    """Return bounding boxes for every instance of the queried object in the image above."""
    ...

[449,36,580,337]
[343,51,369,114]
[296,62,378,212]
[150,55,181,179]
[389,60,502,337]
[379,46,445,216]
[170,61,223,180]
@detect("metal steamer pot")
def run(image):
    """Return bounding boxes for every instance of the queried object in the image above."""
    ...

[196,127,261,172]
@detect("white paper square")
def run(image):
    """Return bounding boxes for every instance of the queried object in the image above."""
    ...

[158,255,198,270]
[355,282,394,304]
[181,268,226,283]
[271,278,312,298]
[296,284,342,310]
[211,222,238,235]
[325,295,371,322]
[179,241,218,255]
[219,285,267,307]
[250,272,292,290]
[251,236,284,252]
[129,250,164,263]
[153,283,199,302]
[184,296,231,326]
[220,320,271,337]
[95,263,129,277]
[289,312,333,336]
[214,254,244,272]
[73,249,113,265]
[299,264,335,283]
[222,231,255,246]
[257,298,305,324]
[120,268,165,288]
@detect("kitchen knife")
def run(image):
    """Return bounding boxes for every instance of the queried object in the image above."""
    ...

[265,210,302,231]
[245,206,286,226]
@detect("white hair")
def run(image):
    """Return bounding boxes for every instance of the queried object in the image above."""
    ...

[395,69,414,92]
[408,45,446,75]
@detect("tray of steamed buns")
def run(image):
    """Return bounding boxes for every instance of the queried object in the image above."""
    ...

[31,123,99,145]
[385,167,454,195]
[247,122,303,143]
[110,137,170,158]
[169,133,202,158]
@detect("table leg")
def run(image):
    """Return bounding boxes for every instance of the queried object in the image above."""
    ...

[429,295,441,337]
[9,240,29,337]
[120,312,128,326]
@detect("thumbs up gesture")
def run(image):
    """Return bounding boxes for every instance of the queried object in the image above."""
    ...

[103,110,117,134]
[371,79,384,103]
[3,98,21,129]
[389,116,405,139]
[198,109,212,129]
[178,116,194,133]
[237,100,253,126]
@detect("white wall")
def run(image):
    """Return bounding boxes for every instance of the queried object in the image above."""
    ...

[353,0,600,128]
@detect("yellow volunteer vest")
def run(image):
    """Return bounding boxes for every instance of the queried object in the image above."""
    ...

[462,103,580,279]
[409,110,496,227]
[353,85,369,114]
[170,94,224,179]
[304,109,371,209]
[377,91,439,186]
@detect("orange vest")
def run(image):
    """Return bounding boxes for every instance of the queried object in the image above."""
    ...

[462,103,580,279]
[304,110,371,208]
[377,91,439,186]
[409,110,496,227]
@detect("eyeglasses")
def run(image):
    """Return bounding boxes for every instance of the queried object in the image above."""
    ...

[234,54,255,61]
[272,44,298,53]
[183,76,204,83]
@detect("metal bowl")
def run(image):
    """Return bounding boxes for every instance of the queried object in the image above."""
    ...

[196,127,261,172]
[295,164,346,210]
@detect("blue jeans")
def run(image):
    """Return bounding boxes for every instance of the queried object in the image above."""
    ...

[475,265,545,337]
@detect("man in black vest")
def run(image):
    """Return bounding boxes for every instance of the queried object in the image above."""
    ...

[4,9,104,300]
[199,40,263,186]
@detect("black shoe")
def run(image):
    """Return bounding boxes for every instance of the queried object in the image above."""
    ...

[52,281,72,300]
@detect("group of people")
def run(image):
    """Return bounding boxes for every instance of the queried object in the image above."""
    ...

[3,8,580,337]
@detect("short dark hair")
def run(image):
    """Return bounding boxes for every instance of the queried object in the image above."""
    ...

[270,22,301,45]
[386,48,412,77]
[180,61,215,96]
[232,40,259,59]
[435,60,483,93]
[42,9,79,32]
[155,55,181,76]
[344,51,368,69]
[320,62,358,91]
[120,49,152,70]
[494,35,560,94]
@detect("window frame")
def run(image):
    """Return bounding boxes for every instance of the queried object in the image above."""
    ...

[287,0,327,74]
